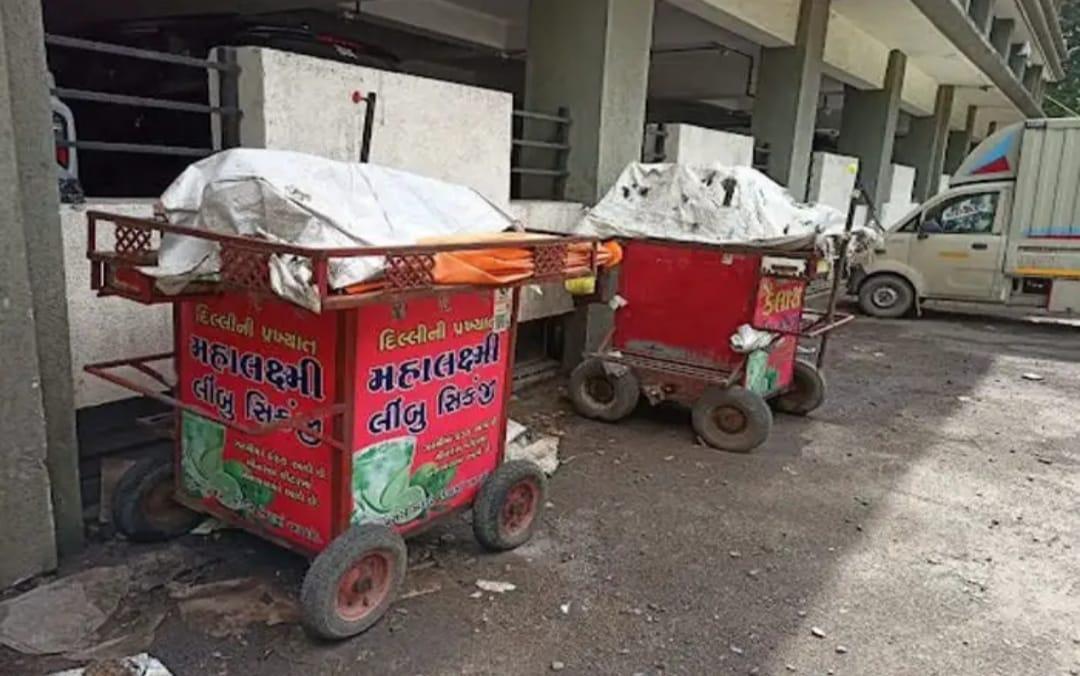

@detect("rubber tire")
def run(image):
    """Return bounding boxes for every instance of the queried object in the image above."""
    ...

[112,452,201,542]
[568,358,640,422]
[301,524,407,640]
[691,386,773,454]
[473,460,547,552]
[772,359,827,416]
[858,274,915,319]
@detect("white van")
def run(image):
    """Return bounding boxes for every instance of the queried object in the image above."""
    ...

[853,118,1080,317]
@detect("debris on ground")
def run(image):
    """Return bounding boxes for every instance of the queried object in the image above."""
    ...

[0,545,212,657]
[811,626,826,638]
[168,577,299,638]
[50,653,172,676]
[0,567,130,655]
[550,660,565,671]
[64,611,166,663]
[189,518,232,536]
[475,580,517,594]
[505,419,561,475]
[1021,372,1045,382]
[398,581,443,601]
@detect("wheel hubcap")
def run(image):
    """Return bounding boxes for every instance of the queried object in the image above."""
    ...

[499,479,540,537]
[713,405,748,434]
[586,376,615,404]
[872,286,900,308]
[336,551,393,622]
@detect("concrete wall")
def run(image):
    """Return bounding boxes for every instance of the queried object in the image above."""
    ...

[663,124,755,166]
[808,152,859,213]
[62,201,174,409]
[228,47,513,207]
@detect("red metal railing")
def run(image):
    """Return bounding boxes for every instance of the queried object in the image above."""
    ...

[85,210,600,310]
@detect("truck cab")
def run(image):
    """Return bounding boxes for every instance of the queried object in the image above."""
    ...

[856,181,1013,317]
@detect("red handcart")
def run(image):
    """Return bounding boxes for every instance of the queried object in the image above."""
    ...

[569,238,853,453]
[82,211,600,639]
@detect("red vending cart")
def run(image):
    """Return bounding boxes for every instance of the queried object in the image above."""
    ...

[569,238,852,453]
[83,211,600,639]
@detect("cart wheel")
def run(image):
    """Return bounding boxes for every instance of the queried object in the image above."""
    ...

[473,460,547,551]
[112,452,201,542]
[691,386,773,454]
[301,523,406,640]
[569,358,640,422]
[771,360,827,416]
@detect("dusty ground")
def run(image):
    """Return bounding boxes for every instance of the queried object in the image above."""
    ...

[5,309,1080,676]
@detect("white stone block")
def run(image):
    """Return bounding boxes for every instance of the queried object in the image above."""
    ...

[663,124,754,167]
[808,152,859,212]
[232,47,513,208]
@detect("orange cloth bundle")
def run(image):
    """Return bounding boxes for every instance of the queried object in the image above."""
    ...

[341,234,621,295]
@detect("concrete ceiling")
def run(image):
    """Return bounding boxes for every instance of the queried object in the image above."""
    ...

[831,0,989,88]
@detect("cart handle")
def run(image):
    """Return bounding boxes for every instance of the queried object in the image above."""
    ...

[84,353,350,452]
[798,310,855,338]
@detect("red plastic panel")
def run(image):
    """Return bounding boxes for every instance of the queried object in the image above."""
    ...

[177,295,339,554]
[613,240,762,370]
[351,289,514,535]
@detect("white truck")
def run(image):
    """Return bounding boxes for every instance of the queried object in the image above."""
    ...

[853,118,1080,318]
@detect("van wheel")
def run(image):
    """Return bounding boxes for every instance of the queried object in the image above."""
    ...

[858,275,914,318]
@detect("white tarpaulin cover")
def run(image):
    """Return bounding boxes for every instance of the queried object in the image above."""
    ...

[145,149,515,309]
[574,163,873,256]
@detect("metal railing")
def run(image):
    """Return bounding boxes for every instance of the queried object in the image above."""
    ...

[45,34,242,158]
[511,106,571,200]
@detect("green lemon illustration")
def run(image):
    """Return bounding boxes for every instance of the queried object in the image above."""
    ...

[352,437,416,521]
[410,462,457,501]
[211,472,245,511]
[387,485,427,523]
[380,465,412,512]
[411,463,440,492]
[181,413,226,497]
[223,460,275,508]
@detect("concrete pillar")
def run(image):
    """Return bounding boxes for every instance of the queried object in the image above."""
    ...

[894,85,956,202]
[945,105,978,174]
[751,0,830,201]
[990,18,1014,57]
[0,0,85,587]
[837,50,907,209]
[1023,64,1044,95]
[967,0,995,35]
[1008,44,1027,79]
[524,0,655,204]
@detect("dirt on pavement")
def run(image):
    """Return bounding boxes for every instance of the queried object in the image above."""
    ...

[4,311,1079,676]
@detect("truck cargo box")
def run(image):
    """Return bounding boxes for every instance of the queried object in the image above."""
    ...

[1003,119,1080,278]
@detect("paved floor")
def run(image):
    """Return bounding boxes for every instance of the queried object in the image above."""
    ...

[6,311,1080,676]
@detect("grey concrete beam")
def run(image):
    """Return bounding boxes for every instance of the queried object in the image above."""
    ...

[837,50,906,209]
[944,105,979,174]
[2,0,83,558]
[1023,63,1044,95]
[895,85,956,202]
[1008,43,1027,79]
[524,0,655,204]
[968,0,995,35]
[990,18,1015,57]
[910,0,1041,116]
[0,1,71,587]
[750,0,830,201]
